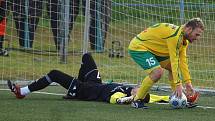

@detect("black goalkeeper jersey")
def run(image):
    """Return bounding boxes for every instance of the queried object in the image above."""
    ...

[74,82,133,102]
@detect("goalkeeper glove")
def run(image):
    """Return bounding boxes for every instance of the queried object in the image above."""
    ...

[186,91,200,104]
[116,96,134,104]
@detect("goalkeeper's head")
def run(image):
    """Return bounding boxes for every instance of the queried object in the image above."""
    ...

[183,18,204,43]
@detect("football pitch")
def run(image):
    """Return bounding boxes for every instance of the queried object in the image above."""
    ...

[1,86,215,121]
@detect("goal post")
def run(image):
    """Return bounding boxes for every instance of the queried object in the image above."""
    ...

[58,0,70,63]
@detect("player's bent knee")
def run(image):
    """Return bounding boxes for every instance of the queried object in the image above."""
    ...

[150,68,164,82]
[49,69,61,75]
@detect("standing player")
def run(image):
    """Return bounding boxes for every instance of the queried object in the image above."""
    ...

[128,18,204,108]
[47,0,111,51]
[12,0,42,48]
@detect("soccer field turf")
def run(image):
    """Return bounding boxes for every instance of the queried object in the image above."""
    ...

[0,86,215,121]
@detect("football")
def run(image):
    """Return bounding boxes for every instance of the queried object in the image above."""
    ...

[169,93,187,109]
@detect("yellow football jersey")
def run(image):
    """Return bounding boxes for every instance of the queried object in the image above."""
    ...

[128,23,191,85]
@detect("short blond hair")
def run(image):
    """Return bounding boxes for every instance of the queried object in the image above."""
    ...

[185,18,204,30]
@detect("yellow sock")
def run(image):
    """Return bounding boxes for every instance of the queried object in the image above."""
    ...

[134,76,154,100]
[169,80,176,91]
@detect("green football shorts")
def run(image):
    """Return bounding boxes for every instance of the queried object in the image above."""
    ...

[128,50,169,73]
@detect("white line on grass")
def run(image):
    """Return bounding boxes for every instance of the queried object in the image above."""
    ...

[0,88,65,96]
[196,106,215,109]
[33,91,65,96]
[0,89,9,91]
[1,88,215,109]
[156,102,215,109]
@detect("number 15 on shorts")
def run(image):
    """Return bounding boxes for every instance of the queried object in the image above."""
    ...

[146,57,156,67]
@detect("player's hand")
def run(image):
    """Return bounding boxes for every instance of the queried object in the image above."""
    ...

[185,82,200,103]
[186,91,200,103]
[174,84,183,98]
[185,82,194,96]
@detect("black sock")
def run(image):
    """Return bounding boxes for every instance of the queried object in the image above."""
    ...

[28,76,50,92]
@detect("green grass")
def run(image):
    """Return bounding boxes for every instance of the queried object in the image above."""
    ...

[1,86,215,121]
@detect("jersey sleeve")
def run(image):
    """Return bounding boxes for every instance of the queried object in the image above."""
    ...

[179,42,192,83]
[166,34,183,85]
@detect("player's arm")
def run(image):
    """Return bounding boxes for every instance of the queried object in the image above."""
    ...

[179,45,200,103]
[179,42,191,84]
[166,33,184,98]
[167,36,182,86]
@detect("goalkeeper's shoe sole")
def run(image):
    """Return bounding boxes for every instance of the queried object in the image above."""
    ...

[131,99,148,109]
[7,80,25,99]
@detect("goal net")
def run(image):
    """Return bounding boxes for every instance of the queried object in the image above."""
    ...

[0,0,215,93]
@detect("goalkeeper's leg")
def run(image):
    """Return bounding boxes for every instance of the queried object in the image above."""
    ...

[8,70,76,98]
[28,70,76,91]
[78,53,102,83]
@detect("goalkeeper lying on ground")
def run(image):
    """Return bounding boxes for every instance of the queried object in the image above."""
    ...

[7,53,169,104]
